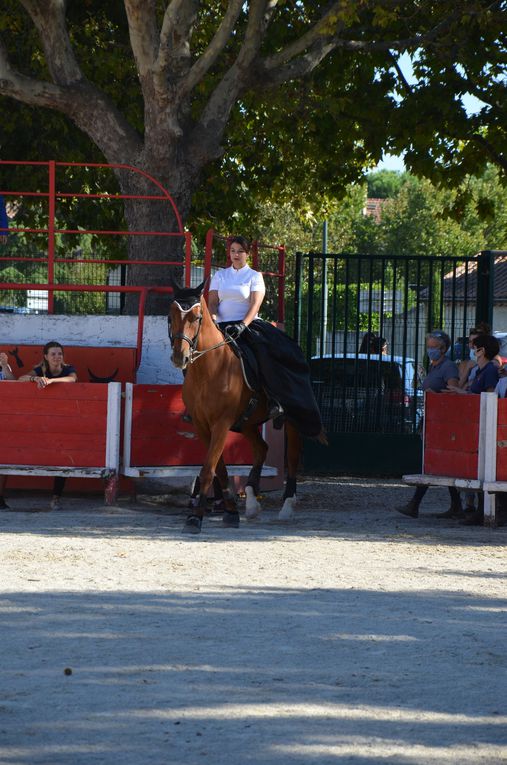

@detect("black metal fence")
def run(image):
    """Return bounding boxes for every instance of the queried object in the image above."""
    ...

[295,250,503,437]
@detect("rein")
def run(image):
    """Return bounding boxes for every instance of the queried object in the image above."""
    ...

[170,300,233,364]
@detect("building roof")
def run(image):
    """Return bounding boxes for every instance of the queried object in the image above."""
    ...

[438,255,507,302]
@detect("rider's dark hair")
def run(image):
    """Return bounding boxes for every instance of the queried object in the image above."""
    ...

[229,236,250,252]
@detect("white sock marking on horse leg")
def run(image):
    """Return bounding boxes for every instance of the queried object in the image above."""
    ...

[278,495,296,521]
[245,485,261,519]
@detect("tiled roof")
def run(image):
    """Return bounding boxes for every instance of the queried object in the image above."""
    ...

[439,256,507,302]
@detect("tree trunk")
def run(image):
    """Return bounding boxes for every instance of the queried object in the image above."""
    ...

[115,163,196,315]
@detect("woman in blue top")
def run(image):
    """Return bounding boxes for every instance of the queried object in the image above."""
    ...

[446,334,500,525]
[19,341,77,510]
[447,334,499,395]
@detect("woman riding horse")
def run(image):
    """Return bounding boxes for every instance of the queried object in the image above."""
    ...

[169,236,324,534]
[209,237,322,438]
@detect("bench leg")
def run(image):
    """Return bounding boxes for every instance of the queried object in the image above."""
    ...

[483,491,497,527]
[105,474,119,506]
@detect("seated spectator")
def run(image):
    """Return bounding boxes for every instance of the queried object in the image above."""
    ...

[448,334,500,396]
[0,352,16,509]
[19,341,77,510]
[19,340,77,388]
[445,334,500,526]
[397,330,462,520]
[371,336,388,355]
[458,323,501,390]
[359,331,378,354]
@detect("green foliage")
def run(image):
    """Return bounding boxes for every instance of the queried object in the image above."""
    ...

[366,170,409,199]
[1,1,505,238]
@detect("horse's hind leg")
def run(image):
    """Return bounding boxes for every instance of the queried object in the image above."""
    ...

[242,424,268,519]
[279,423,301,521]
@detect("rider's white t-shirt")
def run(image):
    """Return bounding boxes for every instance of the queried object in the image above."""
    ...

[210,264,265,322]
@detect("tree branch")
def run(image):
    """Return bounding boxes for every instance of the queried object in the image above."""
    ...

[264,1,345,70]
[0,35,142,163]
[261,4,465,88]
[472,134,507,173]
[389,50,414,95]
[156,0,199,77]
[19,0,83,84]
[180,0,244,97]
[124,0,158,80]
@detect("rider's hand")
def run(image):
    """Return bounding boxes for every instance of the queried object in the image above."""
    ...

[225,322,246,340]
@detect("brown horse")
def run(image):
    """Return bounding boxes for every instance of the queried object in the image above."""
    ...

[168,280,311,534]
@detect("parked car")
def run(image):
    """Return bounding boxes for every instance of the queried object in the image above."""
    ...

[310,353,424,434]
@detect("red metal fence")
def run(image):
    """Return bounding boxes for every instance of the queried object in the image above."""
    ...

[204,229,286,323]
[0,160,286,341]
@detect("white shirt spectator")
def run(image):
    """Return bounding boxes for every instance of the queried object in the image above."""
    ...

[210,265,265,323]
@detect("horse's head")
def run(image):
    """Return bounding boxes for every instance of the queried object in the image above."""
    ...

[168,278,207,369]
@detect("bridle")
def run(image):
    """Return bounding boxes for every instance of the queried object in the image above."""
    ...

[169,299,232,364]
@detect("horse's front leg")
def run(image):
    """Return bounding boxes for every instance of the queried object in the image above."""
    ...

[183,424,237,534]
[279,423,301,521]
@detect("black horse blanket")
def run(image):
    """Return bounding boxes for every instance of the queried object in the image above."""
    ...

[219,319,322,438]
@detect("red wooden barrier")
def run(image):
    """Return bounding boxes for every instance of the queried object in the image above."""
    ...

[423,392,480,479]
[129,385,252,466]
[122,384,281,484]
[0,383,121,501]
[496,398,507,481]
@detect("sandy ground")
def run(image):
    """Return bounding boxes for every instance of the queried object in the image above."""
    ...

[0,477,506,765]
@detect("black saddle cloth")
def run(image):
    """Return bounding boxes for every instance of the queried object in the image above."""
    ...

[219,319,323,438]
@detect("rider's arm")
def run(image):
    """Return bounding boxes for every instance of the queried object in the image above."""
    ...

[208,290,219,320]
[243,291,264,327]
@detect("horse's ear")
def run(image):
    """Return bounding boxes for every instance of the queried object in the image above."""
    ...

[196,276,209,295]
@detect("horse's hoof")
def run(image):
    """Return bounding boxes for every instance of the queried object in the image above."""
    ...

[278,496,296,521]
[223,510,240,528]
[182,515,202,534]
[245,486,261,519]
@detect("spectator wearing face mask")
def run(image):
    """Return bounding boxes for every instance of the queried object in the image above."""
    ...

[458,323,494,391]
[397,330,461,520]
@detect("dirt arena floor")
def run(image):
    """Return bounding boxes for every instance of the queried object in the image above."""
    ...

[0,477,506,765]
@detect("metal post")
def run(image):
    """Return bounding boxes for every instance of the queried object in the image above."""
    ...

[294,251,302,343]
[475,250,495,328]
[184,231,192,287]
[322,220,328,353]
[278,244,285,325]
[47,160,56,313]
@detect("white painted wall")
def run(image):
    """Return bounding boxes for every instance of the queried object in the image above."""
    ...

[0,314,183,384]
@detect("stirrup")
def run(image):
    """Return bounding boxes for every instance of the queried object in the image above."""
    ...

[267,399,284,420]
